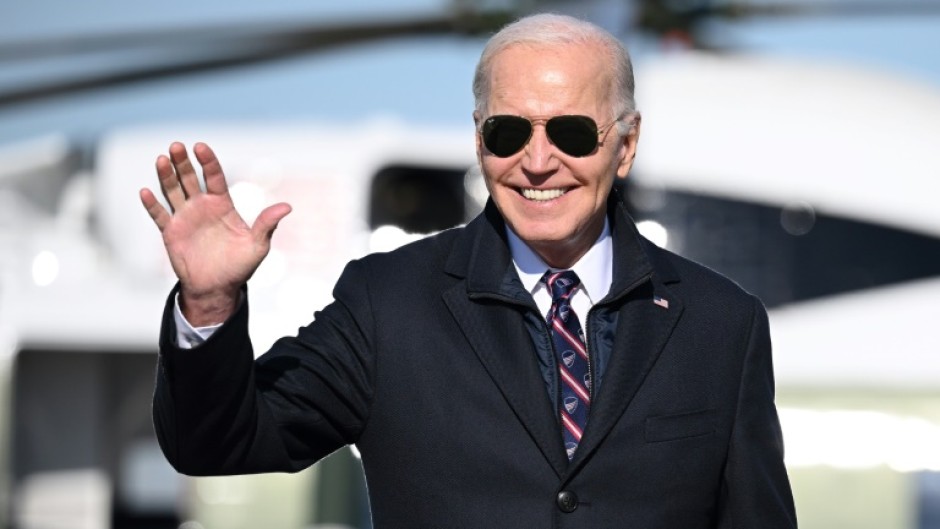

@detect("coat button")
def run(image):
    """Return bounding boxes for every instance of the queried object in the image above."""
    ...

[556,490,579,513]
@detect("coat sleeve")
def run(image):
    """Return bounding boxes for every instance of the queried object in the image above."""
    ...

[152,259,376,476]
[717,296,798,528]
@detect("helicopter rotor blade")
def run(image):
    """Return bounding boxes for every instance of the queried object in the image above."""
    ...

[0,10,513,108]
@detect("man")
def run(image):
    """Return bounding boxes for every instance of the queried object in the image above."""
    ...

[142,13,797,528]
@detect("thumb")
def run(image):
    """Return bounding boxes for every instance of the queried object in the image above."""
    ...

[251,202,292,243]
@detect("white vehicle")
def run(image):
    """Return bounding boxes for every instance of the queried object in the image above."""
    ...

[1,51,939,529]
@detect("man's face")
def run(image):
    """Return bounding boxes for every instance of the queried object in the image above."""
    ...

[475,42,639,268]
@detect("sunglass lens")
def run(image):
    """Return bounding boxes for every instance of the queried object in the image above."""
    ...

[482,116,532,157]
[547,115,598,157]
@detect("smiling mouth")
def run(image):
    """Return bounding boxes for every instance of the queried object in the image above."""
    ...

[520,188,569,201]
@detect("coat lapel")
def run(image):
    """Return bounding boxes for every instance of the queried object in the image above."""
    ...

[567,282,684,475]
[442,203,569,477]
[442,288,570,477]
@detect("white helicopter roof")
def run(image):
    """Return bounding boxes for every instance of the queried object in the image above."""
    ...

[634,52,940,238]
[770,276,940,388]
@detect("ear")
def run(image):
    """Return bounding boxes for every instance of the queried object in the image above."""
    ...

[473,110,484,162]
[615,113,641,180]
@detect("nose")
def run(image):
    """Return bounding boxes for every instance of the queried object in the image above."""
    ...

[521,123,558,175]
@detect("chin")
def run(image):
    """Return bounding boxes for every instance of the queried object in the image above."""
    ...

[512,225,571,247]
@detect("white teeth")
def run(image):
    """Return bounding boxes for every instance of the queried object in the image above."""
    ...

[522,188,567,201]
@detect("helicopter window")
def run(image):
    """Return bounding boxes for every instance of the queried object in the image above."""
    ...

[623,180,940,308]
[368,164,469,234]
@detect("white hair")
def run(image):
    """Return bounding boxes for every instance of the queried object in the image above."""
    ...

[472,13,637,124]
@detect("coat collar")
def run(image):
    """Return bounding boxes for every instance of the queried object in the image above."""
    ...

[444,186,678,295]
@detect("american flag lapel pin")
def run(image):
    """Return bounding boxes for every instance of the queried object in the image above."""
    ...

[653,295,669,309]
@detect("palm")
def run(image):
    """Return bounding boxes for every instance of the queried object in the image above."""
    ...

[161,191,260,293]
[140,142,291,323]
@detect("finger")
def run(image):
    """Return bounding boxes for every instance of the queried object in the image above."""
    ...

[140,187,171,231]
[169,142,203,198]
[193,142,230,196]
[156,153,186,212]
[251,202,292,243]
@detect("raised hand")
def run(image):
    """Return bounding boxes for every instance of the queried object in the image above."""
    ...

[140,142,292,326]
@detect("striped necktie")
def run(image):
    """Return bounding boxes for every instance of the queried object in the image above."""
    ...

[542,270,591,460]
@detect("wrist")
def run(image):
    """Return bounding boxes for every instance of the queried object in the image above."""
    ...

[179,286,241,327]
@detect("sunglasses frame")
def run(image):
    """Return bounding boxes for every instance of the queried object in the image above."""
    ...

[480,114,625,158]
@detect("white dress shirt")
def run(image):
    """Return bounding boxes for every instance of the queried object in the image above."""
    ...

[505,219,613,342]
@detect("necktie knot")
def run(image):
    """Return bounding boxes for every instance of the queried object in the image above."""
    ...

[542,270,581,305]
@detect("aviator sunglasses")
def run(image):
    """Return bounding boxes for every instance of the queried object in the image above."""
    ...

[481,114,623,158]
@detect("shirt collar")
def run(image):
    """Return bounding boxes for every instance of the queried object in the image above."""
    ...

[506,219,613,304]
